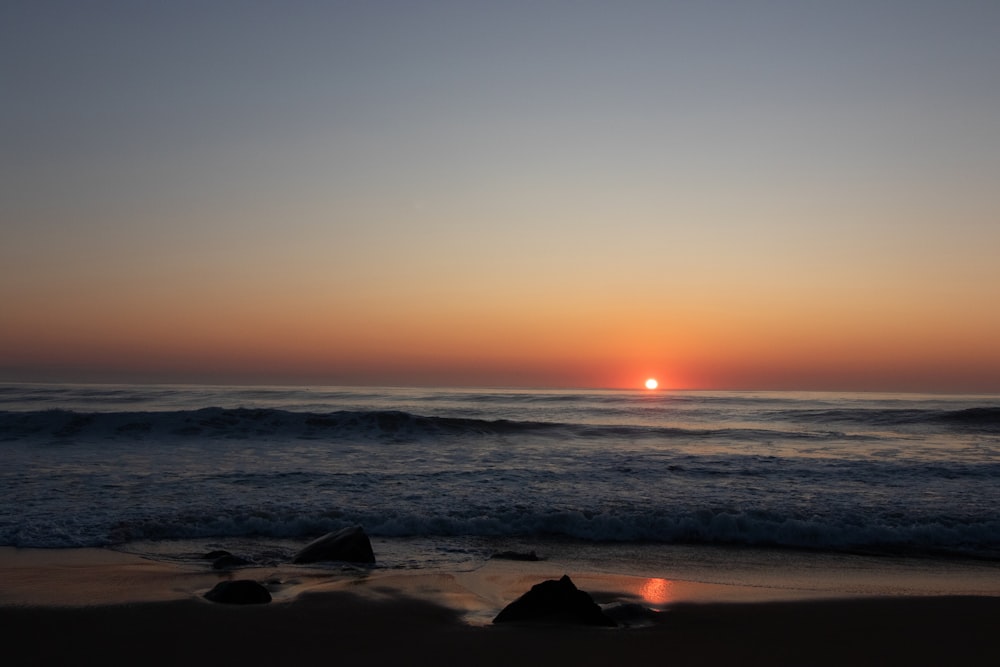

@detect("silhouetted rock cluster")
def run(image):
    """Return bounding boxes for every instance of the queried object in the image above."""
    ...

[493,575,616,626]
[202,525,376,604]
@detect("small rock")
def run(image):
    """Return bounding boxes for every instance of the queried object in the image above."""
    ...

[293,526,375,564]
[493,575,616,626]
[202,550,232,560]
[203,580,272,605]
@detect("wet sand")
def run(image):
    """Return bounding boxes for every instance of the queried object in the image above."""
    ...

[2,548,998,666]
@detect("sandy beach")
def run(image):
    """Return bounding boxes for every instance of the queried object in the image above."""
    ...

[2,547,998,666]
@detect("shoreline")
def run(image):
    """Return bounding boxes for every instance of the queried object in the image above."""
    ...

[5,544,999,609]
[0,545,846,611]
[3,547,999,665]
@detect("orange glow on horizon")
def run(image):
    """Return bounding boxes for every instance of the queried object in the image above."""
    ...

[2,272,1000,391]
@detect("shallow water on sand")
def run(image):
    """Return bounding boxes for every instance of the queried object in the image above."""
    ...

[115,534,1000,603]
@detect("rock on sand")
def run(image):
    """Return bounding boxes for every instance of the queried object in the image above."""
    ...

[292,526,376,564]
[493,575,616,626]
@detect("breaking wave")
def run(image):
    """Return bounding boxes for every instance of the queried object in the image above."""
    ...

[7,405,998,446]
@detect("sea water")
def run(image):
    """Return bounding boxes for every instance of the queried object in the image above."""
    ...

[2,384,999,594]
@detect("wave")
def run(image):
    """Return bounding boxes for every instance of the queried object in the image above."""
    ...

[0,408,561,441]
[0,407,863,443]
[769,406,1000,431]
[934,406,1000,428]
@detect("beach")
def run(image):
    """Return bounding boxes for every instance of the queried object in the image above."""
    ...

[3,547,998,666]
[3,386,998,664]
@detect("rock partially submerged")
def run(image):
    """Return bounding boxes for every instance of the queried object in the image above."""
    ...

[493,575,616,626]
[203,580,272,605]
[292,526,376,564]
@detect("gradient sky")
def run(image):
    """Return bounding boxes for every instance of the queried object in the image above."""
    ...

[3,1,999,391]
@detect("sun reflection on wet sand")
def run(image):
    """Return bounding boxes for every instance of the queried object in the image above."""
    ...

[639,577,672,606]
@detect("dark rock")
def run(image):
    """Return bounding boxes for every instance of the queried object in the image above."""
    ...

[493,575,616,626]
[212,554,252,569]
[490,550,541,561]
[292,526,376,564]
[203,580,272,605]
[202,550,232,560]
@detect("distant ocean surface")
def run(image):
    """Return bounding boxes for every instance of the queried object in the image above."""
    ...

[2,384,999,567]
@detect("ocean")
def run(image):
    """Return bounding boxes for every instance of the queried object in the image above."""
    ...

[2,383,999,594]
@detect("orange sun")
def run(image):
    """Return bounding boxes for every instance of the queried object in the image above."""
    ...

[645,378,658,390]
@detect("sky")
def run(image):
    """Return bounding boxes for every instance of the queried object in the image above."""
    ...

[2,1,999,392]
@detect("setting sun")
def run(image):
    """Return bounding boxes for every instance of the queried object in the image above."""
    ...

[645,378,658,390]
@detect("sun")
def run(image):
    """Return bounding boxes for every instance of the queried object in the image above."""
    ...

[645,378,658,390]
